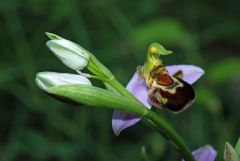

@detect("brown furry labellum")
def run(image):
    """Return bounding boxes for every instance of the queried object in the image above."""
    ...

[148,71,195,112]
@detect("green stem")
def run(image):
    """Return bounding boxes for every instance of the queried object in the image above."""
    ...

[145,110,195,161]
[108,78,196,161]
[108,78,136,100]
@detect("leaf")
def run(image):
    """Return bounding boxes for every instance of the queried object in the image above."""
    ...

[224,142,239,161]
[235,137,240,159]
[48,84,147,116]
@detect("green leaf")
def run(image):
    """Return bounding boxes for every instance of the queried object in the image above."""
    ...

[235,137,240,159]
[48,84,147,116]
[224,142,239,161]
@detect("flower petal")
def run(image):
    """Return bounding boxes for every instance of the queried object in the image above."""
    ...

[112,71,151,135]
[166,65,204,84]
[126,72,151,108]
[182,145,217,161]
[112,111,142,136]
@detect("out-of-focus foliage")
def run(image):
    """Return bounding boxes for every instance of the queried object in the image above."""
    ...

[0,0,240,160]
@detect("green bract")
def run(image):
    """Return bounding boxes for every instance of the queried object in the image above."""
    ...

[235,138,240,159]
[48,84,148,116]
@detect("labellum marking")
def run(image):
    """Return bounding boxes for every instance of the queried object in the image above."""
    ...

[148,88,163,109]
[173,70,183,79]
[147,65,195,112]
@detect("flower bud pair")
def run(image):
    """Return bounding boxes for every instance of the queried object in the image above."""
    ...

[36,33,93,92]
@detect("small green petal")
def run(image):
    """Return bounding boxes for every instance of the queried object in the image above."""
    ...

[148,43,172,56]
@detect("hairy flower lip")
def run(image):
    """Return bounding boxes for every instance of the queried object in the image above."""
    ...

[112,64,205,135]
[35,72,92,91]
[46,39,90,70]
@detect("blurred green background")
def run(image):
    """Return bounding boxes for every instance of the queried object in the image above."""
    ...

[0,0,240,160]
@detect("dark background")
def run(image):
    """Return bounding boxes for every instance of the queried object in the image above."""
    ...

[0,0,240,160]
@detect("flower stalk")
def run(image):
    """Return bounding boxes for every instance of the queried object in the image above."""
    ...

[145,109,195,161]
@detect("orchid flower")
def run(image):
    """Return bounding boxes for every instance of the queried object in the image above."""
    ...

[36,33,207,161]
[183,145,217,161]
[112,43,205,135]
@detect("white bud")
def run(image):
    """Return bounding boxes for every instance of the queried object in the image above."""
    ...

[46,39,89,70]
[35,72,92,91]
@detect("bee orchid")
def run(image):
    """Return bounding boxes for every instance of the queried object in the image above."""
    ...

[112,44,204,135]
